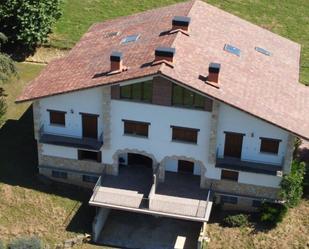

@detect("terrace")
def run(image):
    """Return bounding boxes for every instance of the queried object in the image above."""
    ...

[89,165,213,222]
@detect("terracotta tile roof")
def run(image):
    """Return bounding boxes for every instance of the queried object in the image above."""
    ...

[17,0,309,140]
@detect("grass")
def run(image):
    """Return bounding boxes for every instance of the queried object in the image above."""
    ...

[206,200,309,249]
[48,0,309,84]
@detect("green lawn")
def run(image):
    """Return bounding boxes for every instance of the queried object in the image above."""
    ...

[49,0,309,84]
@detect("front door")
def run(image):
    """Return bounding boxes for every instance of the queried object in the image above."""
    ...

[178,160,194,174]
[82,114,98,139]
[224,132,244,158]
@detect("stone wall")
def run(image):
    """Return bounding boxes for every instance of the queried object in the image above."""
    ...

[283,134,295,174]
[208,100,219,165]
[206,178,279,199]
[102,86,111,149]
[39,154,105,187]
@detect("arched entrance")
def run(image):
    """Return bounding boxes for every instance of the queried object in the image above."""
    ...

[127,153,153,168]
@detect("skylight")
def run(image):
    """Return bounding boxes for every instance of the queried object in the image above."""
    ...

[121,34,140,44]
[255,47,272,56]
[224,44,241,56]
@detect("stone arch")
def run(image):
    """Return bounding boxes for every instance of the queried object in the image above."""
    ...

[160,155,207,188]
[112,148,158,173]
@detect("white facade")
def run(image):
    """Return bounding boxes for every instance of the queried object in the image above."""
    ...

[102,100,211,167]
[39,87,104,138]
[38,80,290,190]
[216,104,288,165]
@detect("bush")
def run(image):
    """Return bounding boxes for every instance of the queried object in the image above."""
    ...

[260,202,288,225]
[223,214,249,227]
[0,0,62,49]
[280,160,305,208]
[7,237,43,249]
[0,240,5,249]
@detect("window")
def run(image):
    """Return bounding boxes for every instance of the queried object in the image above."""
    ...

[48,110,66,126]
[78,150,101,162]
[121,34,140,44]
[252,200,262,208]
[255,47,272,56]
[260,137,281,154]
[120,81,152,102]
[52,170,67,179]
[123,120,149,137]
[172,84,205,109]
[221,195,238,204]
[221,169,239,181]
[171,126,199,144]
[224,44,241,56]
[82,175,99,183]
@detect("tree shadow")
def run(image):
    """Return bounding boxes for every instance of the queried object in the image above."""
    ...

[2,43,36,62]
[0,105,97,235]
[0,105,91,202]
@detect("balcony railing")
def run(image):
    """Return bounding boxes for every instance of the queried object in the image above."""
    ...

[89,166,212,221]
[39,125,103,150]
[215,155,283,176]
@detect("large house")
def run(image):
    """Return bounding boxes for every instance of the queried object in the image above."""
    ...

[17,0,309,246]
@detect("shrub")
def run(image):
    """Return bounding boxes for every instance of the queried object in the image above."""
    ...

[0,240,5,249]
[223,214,249,227]
[0,0,62,49]
[260,202,288,225]
[280,160,305,208]
[7,237,43,249]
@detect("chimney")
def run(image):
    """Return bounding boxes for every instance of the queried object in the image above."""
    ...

[154,47,176,63]
[208,63,221,83]
[172,16,191,31]
[110,51,123,72]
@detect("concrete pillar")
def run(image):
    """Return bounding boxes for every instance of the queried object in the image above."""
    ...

[283,134,295,174]
[102,86,111,149]
[158,162,165,182]
[92,207,110,243]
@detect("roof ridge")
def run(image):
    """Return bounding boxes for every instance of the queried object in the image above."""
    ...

[158,0,197,73]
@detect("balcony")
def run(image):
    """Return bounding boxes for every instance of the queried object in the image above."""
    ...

[216,156,283,176]
[39,126,103,150]
[89,165,213,222]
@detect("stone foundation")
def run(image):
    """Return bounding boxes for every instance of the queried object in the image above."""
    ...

[39,154,105,187]
[206,178,279,199]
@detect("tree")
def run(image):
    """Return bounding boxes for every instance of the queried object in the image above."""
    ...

[0,33,17,125]
[0,0,62,49]
[280,160,305,208]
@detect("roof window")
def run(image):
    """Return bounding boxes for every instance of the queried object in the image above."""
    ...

[121,34,140,44]
[255,47,272,56]
[224,44,241,56]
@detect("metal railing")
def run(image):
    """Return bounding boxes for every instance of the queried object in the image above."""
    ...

[39,125,104,143]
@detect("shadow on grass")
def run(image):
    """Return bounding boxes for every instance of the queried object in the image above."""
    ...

[0,106,95,234]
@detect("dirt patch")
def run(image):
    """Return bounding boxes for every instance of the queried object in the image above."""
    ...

[25,46,70,64]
